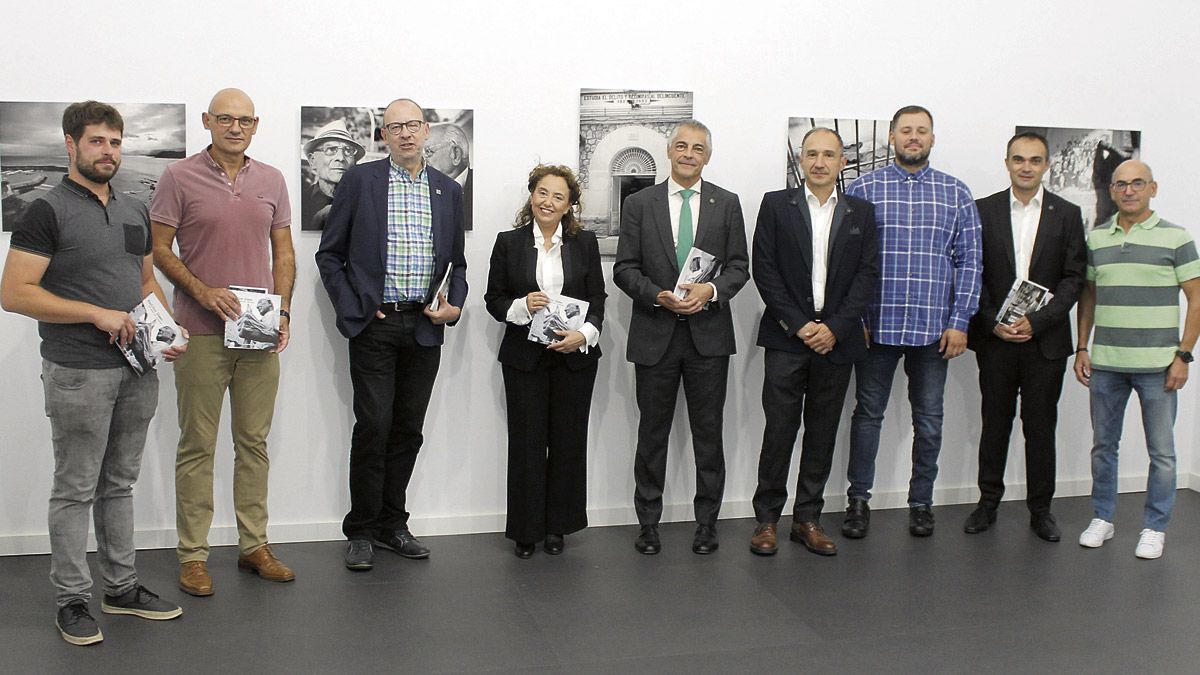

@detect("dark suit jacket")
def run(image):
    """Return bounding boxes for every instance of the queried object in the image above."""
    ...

[967,188,1086,360]
[612,180,750,366]
[316,159,468,343]
[484,226,606,372]
[752,185,879,365]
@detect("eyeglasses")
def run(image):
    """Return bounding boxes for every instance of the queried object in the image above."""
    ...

[209,113,258,129]
[318,144,357,158]
[422,140,460,156]
[383,120,425,136]
[1111,179,1149,192]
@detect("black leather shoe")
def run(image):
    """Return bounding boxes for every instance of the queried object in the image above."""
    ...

[963,505,997,534]
[544,534,564,555]
[634,525,660,555]
[375,527,431,559]
[692,524,719,554]
[1030,512,1061,542]
[909,505,935,537]
[344,539,374,571]
[842,499,870,539]
[514,542,535,559]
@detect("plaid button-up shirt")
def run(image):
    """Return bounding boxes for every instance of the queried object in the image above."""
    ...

[847,163,982,346]
[384,160,435,302]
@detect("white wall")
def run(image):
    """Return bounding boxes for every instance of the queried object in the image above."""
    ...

[2,0,1198,554]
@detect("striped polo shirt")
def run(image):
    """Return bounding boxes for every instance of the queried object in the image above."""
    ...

[1086,213,1200,372]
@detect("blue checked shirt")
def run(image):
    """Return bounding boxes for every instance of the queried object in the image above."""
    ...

[846,163,982,346]
[384,160,436,302]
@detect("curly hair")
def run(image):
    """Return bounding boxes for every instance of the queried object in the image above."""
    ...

[514,164,583,236]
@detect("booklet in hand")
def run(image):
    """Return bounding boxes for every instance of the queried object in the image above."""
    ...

[428,263,453,311]
[224,285,281,350]
[996,278,1053,326]
[528,294,590,345]
[119,293,187,375]
[673,247,723,299]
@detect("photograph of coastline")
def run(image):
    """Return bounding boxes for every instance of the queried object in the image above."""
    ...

[0,101,186,232]
[1015,125,1140,230]
[786,117,892,191]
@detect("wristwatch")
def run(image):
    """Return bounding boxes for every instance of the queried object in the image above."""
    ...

[279,309,291,320]
[1176,350,1193,363]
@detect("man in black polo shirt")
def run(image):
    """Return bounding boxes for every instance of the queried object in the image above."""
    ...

[1,101,184,646]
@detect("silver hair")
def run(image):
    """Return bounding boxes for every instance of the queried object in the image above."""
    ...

[668,119,713,153]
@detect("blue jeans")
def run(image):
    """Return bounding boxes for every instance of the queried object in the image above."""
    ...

[1088,369,1177,531]
[847,343,948,506]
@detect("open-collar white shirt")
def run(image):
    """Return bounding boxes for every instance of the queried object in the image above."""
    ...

[805,185,838,313]
[1009,185,1044,280]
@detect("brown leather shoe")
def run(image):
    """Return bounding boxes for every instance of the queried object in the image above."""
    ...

[749,522,778,556]
[179,561,214,597]
[237,545,296,582]
[790,521,838,556]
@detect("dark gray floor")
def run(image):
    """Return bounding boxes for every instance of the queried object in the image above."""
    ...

[3,491,1199,674]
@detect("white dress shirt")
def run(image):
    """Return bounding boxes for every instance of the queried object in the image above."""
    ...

[1009,185,1044,280]
[805,185,837,314]
[666,176,718,301]
[506,224,599,351]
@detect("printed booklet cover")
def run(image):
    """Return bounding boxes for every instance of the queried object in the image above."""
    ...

[224,285,281,350]
[996,278,1053,326]
[673,247,723,299]
[528,295,589,345]
[119,293,187,375]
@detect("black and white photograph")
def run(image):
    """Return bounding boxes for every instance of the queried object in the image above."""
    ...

[996,278,1053,326]
[1,101,185,232]
[528,295,589,346]
[578,88,693,255]
[673,246,723,299]
[224,286,281,350]
[786,116,892,190]
[1015,125,1141,230]
[299,106,474,232]
[119,293,187,376]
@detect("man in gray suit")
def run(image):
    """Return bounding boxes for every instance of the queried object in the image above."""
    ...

[613,119,750,555]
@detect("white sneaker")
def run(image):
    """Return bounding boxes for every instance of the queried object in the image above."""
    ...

[1135,529,1165,559]
[1078,518,1114,547]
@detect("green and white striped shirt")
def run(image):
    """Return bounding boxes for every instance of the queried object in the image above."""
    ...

[1086,213,1200,372]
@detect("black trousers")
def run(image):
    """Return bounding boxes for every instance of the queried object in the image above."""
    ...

[975,339,1067,514]
[501,353,597,543]
[752,348,853,523]
[633,321,729,527]
[342,309,441,540]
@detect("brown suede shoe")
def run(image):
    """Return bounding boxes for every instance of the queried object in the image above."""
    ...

[179,561,214,597]
[237,545,296,582]
[790,521,838,556]
[749,522,778,556]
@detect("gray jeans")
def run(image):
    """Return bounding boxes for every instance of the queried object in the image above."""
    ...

[42,360,158,606]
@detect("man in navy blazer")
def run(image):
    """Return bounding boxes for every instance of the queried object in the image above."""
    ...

[748,128,878,557]
[613,120,749,555]
[316,98,467,571]
[964,131,1085,541]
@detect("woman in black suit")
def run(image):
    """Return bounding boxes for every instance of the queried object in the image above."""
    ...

[484,164,606,558]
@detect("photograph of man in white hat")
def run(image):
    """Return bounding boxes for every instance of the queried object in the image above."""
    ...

[300,117,366,231]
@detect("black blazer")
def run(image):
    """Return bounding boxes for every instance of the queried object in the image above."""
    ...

[484,226,606,372]
[612,180,750,366]
[967,188,1086,360]
[315,158,468,343]
[752,185,879,364]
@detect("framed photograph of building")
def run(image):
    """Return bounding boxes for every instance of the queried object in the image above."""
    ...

[1015,125,1141,229]
[1,101,185,232]
[578,88,693,255]
[786,117,892,191]
[299,106,473,231]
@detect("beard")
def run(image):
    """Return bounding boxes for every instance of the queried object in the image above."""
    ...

[896,146,930,167]
[76,156,119,184]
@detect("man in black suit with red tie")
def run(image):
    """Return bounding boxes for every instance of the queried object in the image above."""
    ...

[965,131,1086,541]
[748,127,878,556]
[613,120,749,555]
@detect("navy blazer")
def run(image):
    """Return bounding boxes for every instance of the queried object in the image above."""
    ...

[967,188,1086,360]
[484,225,606,372]
[752,185,879,365]
[316,159,468,343]
[612,180,750,366]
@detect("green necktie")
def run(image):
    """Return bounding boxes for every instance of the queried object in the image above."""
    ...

[676,188,695,270]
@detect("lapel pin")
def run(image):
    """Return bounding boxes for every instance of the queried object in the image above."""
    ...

[709,197,715,204]
[436,188,443,195]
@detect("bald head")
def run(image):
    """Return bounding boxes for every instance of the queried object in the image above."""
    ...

[1109,159,1157,227]
[1113,159,1153,182]
[203,88,258,158]
[208,88,254,116]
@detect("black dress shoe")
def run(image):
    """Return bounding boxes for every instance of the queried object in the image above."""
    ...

[963,505,997,534]
[514,542,535,559]
[634,525,661,555]
[344,539,374,571]
[375,527,431,559]
[842,499,870,539]
[909,505,935,537]
[544,534,564,555]
[1030,513,1061,542]
[692,524,719,554]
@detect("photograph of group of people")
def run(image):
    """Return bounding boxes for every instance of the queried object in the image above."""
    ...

[3,89,1196,651]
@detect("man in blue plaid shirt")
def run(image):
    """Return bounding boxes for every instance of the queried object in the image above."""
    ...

[840,105,982,539]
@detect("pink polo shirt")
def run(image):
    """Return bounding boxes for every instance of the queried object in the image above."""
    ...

[150,148,291,335]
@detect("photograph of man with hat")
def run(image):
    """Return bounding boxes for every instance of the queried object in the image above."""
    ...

[301,118,366,231]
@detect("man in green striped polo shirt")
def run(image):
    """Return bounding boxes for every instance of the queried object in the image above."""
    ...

[1073,160,1200,559]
